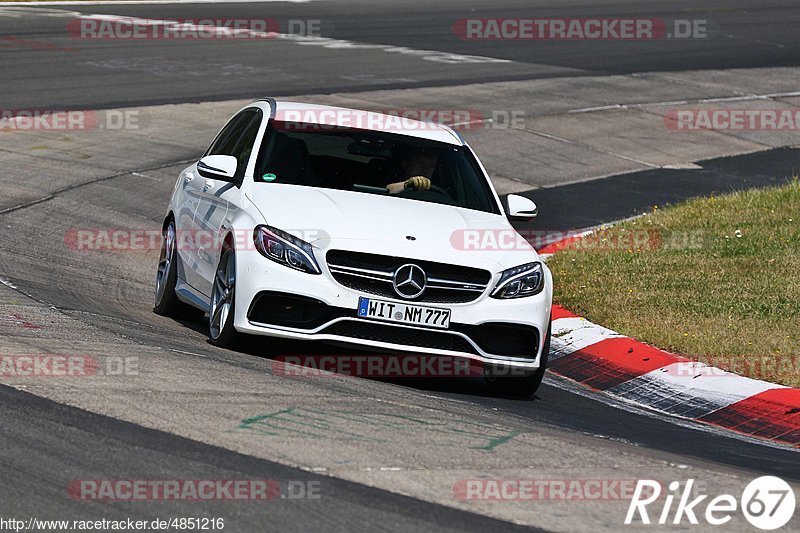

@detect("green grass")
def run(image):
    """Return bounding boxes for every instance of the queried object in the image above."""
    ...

[548,180,800,387]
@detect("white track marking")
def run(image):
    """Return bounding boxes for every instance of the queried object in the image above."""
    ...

[168,348,209,358]
[0,278,19,290]
[543,373,799,451]
[569,90,800,113]
[550,317,625,359]
[131,171,161,181]
[607,362,783,419]
[71,14,511,65]
[0,6,81,16]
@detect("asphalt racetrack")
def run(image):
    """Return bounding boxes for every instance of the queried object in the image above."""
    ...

[1,1,799,531]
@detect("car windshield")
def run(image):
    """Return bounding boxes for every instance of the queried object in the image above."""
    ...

[253,121,499,214]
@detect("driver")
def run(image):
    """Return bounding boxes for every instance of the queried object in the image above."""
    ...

[385,150,437,194]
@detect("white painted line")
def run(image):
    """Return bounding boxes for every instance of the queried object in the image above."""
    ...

[569,104,626,113]
[284,33,510,63]
[0,7,80,15]
[569,90,800,113]
[450,118,493,128]
[0,278,19,290]
[662,163,703,170]
[525,128,660,168]
[169,348,209,358]
[721,33,786,49]
[131,171,160,181]
[74,14,511,65]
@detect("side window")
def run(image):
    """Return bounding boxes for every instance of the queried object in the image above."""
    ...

[231,111,263,180]
[206,109,258,157]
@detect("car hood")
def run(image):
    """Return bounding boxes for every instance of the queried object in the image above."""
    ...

[246,184,538,270]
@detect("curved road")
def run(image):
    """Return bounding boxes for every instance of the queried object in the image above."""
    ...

[1,1,799,531]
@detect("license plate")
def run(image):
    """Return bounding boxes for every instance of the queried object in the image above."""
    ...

[357,297,451,329]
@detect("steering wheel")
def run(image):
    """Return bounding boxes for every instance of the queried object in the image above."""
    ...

[428,184,453,198]
[401,180,454,202]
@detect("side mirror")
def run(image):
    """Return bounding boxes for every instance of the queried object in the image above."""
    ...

[506,194,538,220]
[197,155,238,181]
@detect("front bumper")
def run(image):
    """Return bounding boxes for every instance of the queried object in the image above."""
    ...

[233,249,552,369]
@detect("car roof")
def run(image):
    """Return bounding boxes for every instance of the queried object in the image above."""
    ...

[265,100,464,146]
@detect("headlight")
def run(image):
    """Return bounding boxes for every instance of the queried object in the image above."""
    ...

[253,225,321,275]
[491,262,544,299]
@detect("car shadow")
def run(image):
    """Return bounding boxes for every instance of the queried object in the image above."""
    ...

[234,330,542,401]
[167,313,541,401]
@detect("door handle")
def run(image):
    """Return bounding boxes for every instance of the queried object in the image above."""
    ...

[184,174,194,184]
[203,180,215,192]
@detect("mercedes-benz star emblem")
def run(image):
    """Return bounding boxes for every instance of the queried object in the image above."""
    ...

[392,263,427,299]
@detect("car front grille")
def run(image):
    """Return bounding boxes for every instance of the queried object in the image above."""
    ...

[326,250,491,304]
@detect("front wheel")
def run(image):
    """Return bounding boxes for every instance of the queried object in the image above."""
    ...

[209,248,241,347]
[484,320,551,398]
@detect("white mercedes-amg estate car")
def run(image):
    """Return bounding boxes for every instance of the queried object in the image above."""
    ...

[154,98,552,396]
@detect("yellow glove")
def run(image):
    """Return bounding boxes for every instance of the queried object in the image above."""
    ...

[404,176,432,191]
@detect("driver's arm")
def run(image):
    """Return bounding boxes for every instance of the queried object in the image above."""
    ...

[386,176,431,194]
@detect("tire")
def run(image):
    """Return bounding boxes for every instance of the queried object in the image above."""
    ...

[209,247,241,347]
[484,319,551,398]
[154,220,193,318]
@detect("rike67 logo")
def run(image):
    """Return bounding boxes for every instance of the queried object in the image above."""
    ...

[626,477,795,530]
